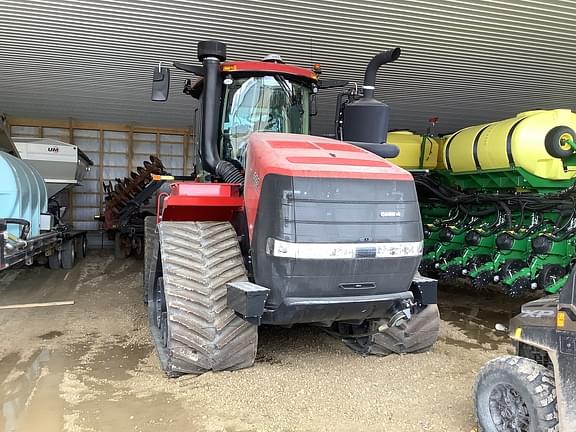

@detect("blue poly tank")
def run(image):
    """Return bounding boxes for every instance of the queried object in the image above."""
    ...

[0,151,47,238]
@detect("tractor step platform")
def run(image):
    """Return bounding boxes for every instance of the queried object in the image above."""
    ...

[227,281,270,325]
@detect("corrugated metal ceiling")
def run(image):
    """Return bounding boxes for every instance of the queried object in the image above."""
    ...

[1,0,575,134]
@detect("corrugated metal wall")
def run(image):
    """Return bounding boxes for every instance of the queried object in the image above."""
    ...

[1,0,575,135]
[8,120,194,247]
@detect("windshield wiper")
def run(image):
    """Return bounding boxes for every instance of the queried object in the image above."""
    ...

[274,74,297,106]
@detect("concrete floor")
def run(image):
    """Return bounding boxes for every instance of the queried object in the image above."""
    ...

[0,252,525,432]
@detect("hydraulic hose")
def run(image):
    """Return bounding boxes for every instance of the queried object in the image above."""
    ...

[2,218,31,239]
[215,160,245,184]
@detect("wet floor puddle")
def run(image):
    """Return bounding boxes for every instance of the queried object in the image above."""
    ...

[0,348,58,432]
[438,290,520,350]
[0,338,169,432]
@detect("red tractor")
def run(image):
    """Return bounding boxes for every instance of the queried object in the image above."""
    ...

[145,40,440,376]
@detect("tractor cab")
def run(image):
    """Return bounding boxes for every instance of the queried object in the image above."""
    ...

[216,63,315,167]
[153,52,319,170]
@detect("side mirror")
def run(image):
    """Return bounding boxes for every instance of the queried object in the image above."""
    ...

[310,93,318,116]
[151,67,170,102]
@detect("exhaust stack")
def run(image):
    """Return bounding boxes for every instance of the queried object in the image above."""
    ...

[341,48,401,145]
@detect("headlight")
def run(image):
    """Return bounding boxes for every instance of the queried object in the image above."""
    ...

[267,239,423,259]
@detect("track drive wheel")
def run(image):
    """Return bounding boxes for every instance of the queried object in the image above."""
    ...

[337,304,440,355]
[148,221,258,376]
[474,355,558,432]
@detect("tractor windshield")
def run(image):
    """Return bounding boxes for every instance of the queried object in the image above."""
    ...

[220,75,310,166]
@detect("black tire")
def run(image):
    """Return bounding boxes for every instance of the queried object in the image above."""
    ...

[537,264,567,290]
[474,355,558,432]
[74,236,86,260]
[61,240,76,269]
[80,234,87,258]
[545,126,575,159]
[48,249,61,270]
[143,216,158,305]
[149,221,258,376]
[339,304,441,355]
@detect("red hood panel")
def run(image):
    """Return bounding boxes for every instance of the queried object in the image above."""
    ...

[247,133,413,181]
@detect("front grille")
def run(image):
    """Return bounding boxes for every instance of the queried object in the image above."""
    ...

[355,246,377,258]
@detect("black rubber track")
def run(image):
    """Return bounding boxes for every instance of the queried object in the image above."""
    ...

[367,304,440,355]
[340,304,440,355]
[474,355,558,432]
[143,216,158,304]
[152,221,258,375]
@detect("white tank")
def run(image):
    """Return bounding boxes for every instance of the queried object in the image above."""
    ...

[0,151,48,238]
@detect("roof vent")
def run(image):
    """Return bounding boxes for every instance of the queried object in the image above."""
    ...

[262,54,284,63]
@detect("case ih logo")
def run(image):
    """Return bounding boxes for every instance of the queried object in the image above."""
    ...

[250,169,260,188]
[47,146,59,152]
[380,211,401,217]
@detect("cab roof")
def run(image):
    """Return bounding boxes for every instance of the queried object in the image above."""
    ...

[188,61,317,99]
[221,61,318,81]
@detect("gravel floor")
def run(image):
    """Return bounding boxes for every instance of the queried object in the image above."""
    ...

[0,252,523,432]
